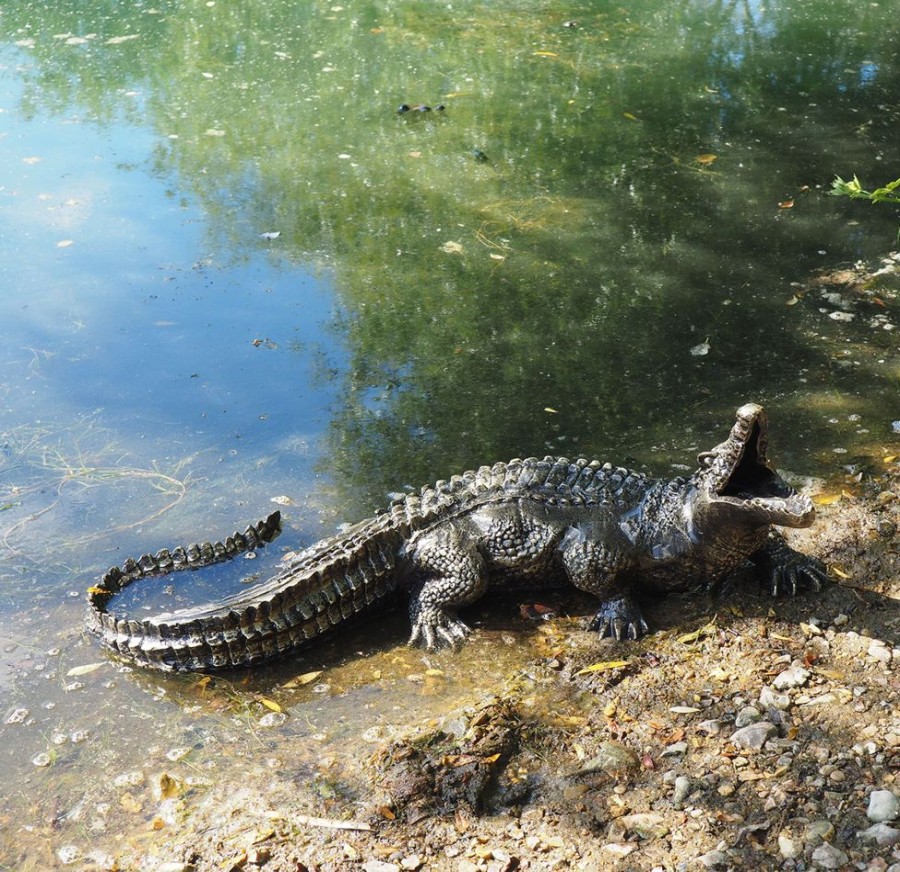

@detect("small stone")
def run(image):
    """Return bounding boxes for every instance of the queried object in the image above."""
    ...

[661,741,688,757]
[618,812,668,840]
[155,864,194,872]
[867,789,900,822]
[362,861,399,872]
[400,856,424,871]
[4,707,29,724]
[778,832,801,859]
[56,846,82,865]
[576,741,641,776]
[867,640,893,664]
[759,685,791,712]
[811,842,848,869]
[857,823,900,847]
[672,775,692,807]
[773,665,810,690]
[696,850,729,868]
[729,721,777,750]
[832,613,849,627]
[32,752,51,767]
[735,706,761,727]
[696,719,723,735]
[805,820,835,844]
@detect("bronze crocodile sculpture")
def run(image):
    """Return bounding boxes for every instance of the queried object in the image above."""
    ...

[86,403,828,672]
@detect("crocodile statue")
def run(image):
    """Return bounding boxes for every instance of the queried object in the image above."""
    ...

[86,403,829,672]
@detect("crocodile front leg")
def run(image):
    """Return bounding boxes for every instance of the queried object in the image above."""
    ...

[406,526,489,650]
[560,526,647,640]
[750,533,830,597]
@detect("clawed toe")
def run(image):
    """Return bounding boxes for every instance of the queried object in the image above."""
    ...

[588,595,649,641]
[408,611,472,650]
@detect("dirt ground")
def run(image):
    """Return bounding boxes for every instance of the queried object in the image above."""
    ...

[102,452,899,872]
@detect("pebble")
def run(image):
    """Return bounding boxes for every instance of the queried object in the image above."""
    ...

[4,707,29,724]
[867,640,893,665]
[56,846,82,865]
[759,685,791,710]
[734,706,761,727]
[32,752,51,767]
[672,775,692,807]
[811,842,849,869]
[857,823,900,847]
[778,832,801,859]
[867,789,900,822]
[729,721,777,750]
[696,850,730,867]
[773,665,810,690]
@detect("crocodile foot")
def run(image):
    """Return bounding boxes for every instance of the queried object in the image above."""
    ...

[753,538,831,597]
[588,594,649,641]
[408,608,472,650]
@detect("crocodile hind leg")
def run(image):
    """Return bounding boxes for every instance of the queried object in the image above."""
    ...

[559,527,648,640]
[406,526,488,649]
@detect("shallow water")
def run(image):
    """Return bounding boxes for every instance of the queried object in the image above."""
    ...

[1,0,899,866]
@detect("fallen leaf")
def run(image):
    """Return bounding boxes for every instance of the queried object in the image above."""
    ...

[778,199,794,209]
[86,586,108,596]
[259,697,282,713]
[440,241,463,254]
[623,112,639,121]
[812,493,842,505]
[532,50,559,57]
[66,662,106,677]
[786,295,800,306]
[544,407,558,414]
[677,619,717,644]
[690,340,710,357]
[22,156,43,165]
[695,153,717,165]
[669,705,701,714]
[830,566,851,579]
[282,670,323,688]
[56,240,74,248]
[575,659,630,676]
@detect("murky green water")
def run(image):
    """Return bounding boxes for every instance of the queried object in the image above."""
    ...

[1,0,899,866]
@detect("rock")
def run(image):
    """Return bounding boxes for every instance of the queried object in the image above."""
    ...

[362,862,400,872]
[576,741,640,776]
[857,823,900,847]
[811,842,849,869]
[868,640,893,664]
[773,665,810,690]
[759,685,791,710]
[616,812,669,840]
[867,789,900,822]
[729,721,777,750]
[696,850,730,867]
[778,832,801,859]
[805,820,836,845]
[672,775,692,807]
[735,706,762,727]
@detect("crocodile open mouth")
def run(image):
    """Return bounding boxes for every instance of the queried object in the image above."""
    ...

[718,419,795,501]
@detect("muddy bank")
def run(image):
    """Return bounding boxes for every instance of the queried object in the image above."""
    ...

[67,448,897,872]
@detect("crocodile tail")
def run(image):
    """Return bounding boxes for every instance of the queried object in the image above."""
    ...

[85,511,404,672]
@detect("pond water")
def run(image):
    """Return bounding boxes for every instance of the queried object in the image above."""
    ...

[1,0,899,867]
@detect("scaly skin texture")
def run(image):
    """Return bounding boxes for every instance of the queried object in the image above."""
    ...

[86,404,829,672]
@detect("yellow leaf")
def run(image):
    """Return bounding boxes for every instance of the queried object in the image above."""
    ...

[883,454,896,464]
[66,662,106,677]
[830,566,851,579]
[770,633,794,642]
[677,619,717,644]
[623,112,639,121]
[603,697,618,718]
[786,295,800,306]
[86,586,108,596]
[812,493,842,505]
[544,407,558,414]
[532,50,558,57]
[282,670,323,688]
[482,753,501,764]
[695,154,717,165]
[259,697,283,713]
[575,659,630,676]
[424,668,444,677]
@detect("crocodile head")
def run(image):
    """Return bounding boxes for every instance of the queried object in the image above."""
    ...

[692,403,815,529]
